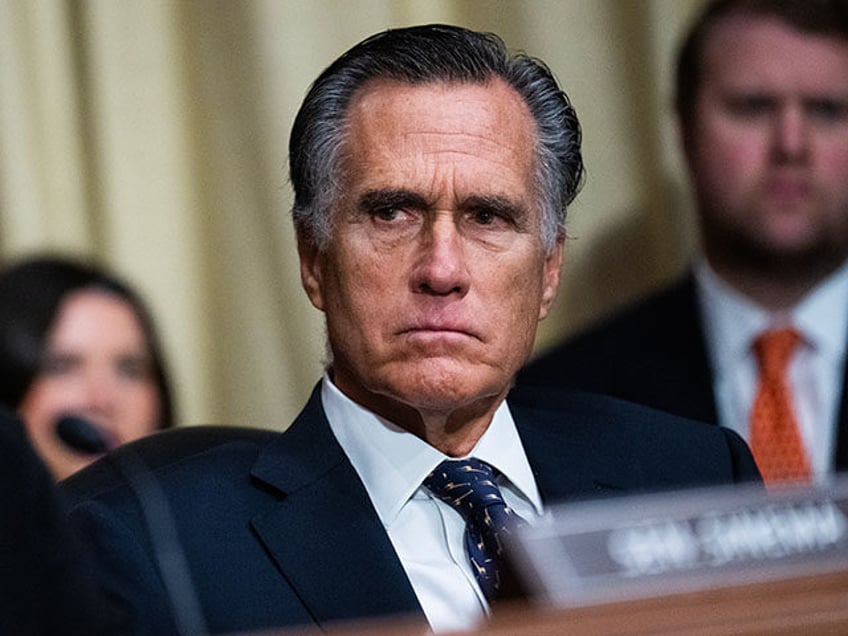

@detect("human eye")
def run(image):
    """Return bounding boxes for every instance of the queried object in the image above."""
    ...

[117,355,153,381]
[723,94,776,119]
[806,98,848,124]
[463,196,526,232]
[41,353,77,376]
[358,190,425,225]
[371,205,411,223]
[460,196,530,250]
[471,205,515,227]
[466,207,512,234]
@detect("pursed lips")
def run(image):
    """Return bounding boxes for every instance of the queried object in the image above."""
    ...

[764,173,811,197]
[398,321,482,341]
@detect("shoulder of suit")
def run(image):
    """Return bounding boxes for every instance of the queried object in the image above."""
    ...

[60,425,279,505]
[508,385,717,439]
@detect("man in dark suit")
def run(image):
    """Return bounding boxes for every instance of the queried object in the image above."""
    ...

[62,24,759,635]
[519,0,848,483]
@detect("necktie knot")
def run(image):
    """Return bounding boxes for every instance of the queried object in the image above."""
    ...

[423,458,520,601]
[424,457,517,524]
[754,328,800,380]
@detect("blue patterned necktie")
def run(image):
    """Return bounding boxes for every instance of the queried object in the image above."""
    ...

[423,457,522,602]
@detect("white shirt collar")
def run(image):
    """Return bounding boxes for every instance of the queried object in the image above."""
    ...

[696,258,848,367]
[320,373,544,527]
[696,262,773,373]
[795,261,848,362]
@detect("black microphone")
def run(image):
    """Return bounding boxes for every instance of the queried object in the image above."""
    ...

[60,415,209,635]
[56,415,110,454]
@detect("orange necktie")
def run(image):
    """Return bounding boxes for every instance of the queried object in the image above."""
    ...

[749,328,811,485]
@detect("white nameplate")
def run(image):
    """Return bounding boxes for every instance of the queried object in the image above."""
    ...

[507,477,848,606]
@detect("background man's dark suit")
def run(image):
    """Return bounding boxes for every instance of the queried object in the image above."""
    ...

[518,273,848,472]
[61,383,759,635]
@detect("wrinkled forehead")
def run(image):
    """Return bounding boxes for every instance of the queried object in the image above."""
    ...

[337,79,538,210]
[344,76,535,133]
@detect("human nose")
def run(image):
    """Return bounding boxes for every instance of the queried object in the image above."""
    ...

[410,213,470,296]
[82,370,117,416]
[771,104,809,162]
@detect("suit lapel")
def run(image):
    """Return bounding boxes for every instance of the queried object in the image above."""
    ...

[249,386,422,626]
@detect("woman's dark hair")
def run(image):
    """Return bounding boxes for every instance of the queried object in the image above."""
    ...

[0,255,175,429]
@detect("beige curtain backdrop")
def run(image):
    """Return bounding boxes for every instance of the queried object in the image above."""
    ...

[0,0,704,430]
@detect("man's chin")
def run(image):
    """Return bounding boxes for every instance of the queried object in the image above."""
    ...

[746,240,843,275]
[380,369,507,414]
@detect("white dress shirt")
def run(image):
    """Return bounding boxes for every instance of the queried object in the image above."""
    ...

[696,259,848,482]
[320,374,544,633]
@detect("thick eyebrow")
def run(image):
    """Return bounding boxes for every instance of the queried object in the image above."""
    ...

[357,189,432,213]
[721,88,848,105]
[358,189,529,218]
[802,95,848,109]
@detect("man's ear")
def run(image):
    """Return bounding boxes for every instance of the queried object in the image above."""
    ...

[539,234,564,321]
[298,233,325,312]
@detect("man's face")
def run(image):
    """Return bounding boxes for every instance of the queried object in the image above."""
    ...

[684,15,848,274]
[300,78,562,427]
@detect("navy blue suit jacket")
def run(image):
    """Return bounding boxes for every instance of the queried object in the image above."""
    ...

[518,273,848,471]
[61,383,759,635]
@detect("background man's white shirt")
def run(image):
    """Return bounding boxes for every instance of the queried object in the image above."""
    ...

[697,259,848,481]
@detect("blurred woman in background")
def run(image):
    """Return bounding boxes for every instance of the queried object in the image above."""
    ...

[0,254,174,479]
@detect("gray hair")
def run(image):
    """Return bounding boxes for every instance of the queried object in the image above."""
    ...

[289,24,583,254]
